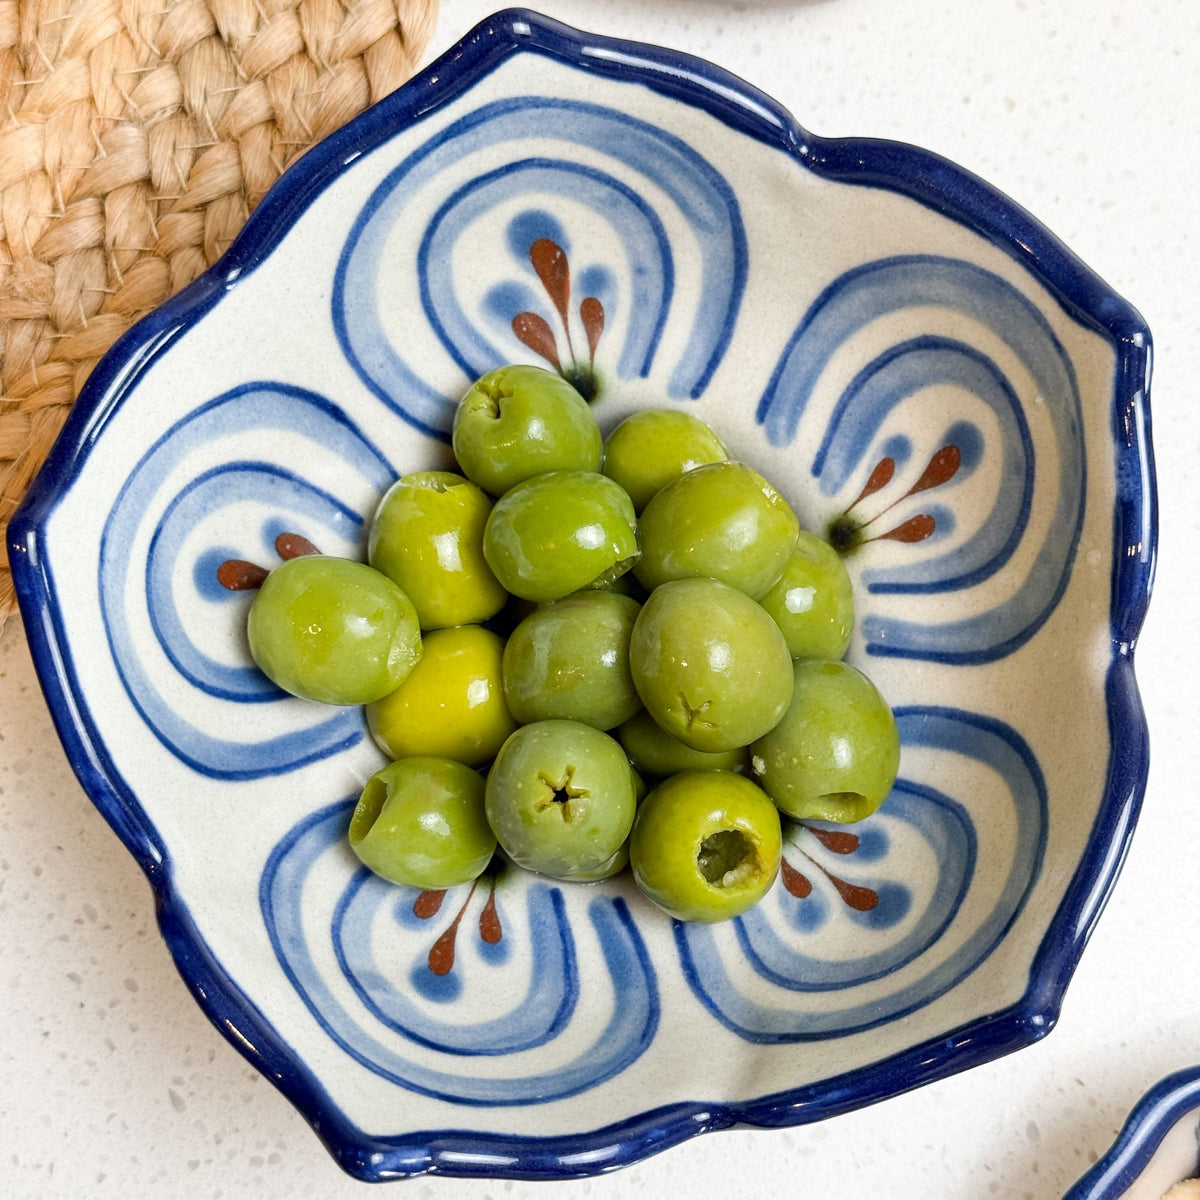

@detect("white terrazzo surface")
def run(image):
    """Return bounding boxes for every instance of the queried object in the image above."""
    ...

[2,1,1197,1196]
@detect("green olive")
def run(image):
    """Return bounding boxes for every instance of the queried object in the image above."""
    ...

[246,556,421,705]
[368,471,506,630]
[602,409,727,511]
[502,591,641,730]
[483,470,639,602]
[484,719,636,879]
[759,531,855,660]
[366,625,517,767]
[349,757,496,888]
[452,364,602,496]
[616,709,749,777]
[751,659,899,823]
[629,577,794,752]
[629,770,782,922]
[634,460,800,599]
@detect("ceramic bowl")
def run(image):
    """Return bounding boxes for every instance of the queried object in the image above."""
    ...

[8,7,1155,1182]
[1066,1069,1200,1200]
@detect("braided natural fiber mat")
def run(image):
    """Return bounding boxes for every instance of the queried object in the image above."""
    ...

[0,0,439,627]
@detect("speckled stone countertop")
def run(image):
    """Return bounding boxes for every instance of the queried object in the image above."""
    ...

[3,1,1196,1197]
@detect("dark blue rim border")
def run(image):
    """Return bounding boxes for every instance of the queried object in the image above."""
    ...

[1064,1067,1200,1199]
[6,6,1156,1183]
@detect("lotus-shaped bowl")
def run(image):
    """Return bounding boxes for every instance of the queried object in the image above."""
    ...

[8,7,1155,1182]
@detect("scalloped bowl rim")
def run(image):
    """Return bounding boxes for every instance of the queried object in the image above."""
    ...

[1065,1067,1200,1200]
[6,6,1156,1182]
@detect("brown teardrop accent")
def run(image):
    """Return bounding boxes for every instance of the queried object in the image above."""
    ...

[426,881,480,977]
[780,857,812,898]
[427,919,461,977]
[824,869,879,912]
[801,851,878,912]
[847,457,895,512]
[479,882,502,945]
[275,532,321,559]
[796,848,879,912]
[904,445,961,497]
[216,559,269,590]
[807,826,860,855]
[874,513,936,543]
[580,297,605,365]
[413,889,445,920]
[512,311,562,371]
[530,238,572,326]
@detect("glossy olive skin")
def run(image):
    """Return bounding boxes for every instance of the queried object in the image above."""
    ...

[759,531,855,660]
[366,625,517,767]
[629,578,794,752]
[502,591,642,729]
[553,842,630,882]
[602,409,727,512]
[617,709,749,777]
[751,659,900,823]
[484,720,636,879]
[247,556,421,705]
[349,757,495,888]
[368,471,507,629]
[634,460,800,599]
[629,770,782,922]
[483,470,639,602]
[452,365,602,496]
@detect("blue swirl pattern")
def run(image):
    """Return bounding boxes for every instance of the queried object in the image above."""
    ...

[100,382,394,779]
[333,96,747,433]
[420,160,674,385]
[757,255,1084,663]
[261,803,659,1105]
[676,707,1046,1042]
[334,869,575,1055]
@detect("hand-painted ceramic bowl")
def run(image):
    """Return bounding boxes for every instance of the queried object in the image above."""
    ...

[1066,1069,1200,1200]
[8,7,1155,1183]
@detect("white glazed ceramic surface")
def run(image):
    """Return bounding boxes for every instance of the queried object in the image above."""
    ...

[8,9,1153,1181]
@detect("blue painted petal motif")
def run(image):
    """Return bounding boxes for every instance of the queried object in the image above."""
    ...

[100,382,394,779]
[262,803,659,1105]
[333,869,575,1056]
[816,338,1029,593]
[757,255,1084,663]
[676,707,1046,1042]
[333,96,747,433]
[420,160,673,385]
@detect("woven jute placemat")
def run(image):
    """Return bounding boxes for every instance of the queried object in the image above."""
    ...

[0,0,439,628]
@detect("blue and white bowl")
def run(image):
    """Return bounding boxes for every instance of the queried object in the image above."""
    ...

[7,8,1155,1182]
[1066,1068,1200,1200]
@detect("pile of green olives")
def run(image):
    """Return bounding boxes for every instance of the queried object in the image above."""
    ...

[241,363,899,924]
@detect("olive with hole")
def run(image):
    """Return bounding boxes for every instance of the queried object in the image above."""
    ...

[484,719,636,879]
[349,757,495,888]
[629,770,782,922]
[750,659,900,823]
